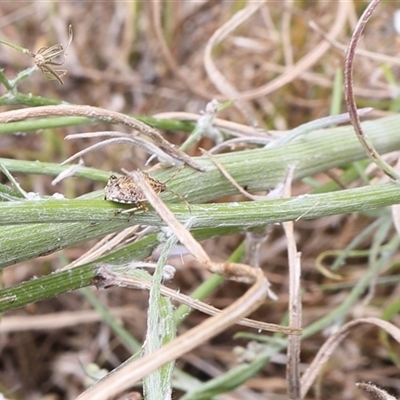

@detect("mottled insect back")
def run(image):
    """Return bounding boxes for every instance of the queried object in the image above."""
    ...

[104,174,155,204]
[104,170,189,211]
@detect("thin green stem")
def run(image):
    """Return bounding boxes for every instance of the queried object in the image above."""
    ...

[0,70,12,91]
[0,92,62,106]
[0,37,31,54]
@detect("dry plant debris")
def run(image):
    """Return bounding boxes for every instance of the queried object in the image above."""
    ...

[0,1,400,400]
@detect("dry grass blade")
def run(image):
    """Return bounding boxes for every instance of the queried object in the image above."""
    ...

[152,111,268,138]
[77,170,271,399]
[62,135,178,167]
[239,1,349,100]
[150,0,222,101]
[0,105,205,172]
[356,382,397,400]
[309,19,400,66]
[201,148,272,201]
[300,317,400,398]
[344,0,400,181]
[203,1,266,122]
[3,3,400,398]
[92,265,300,335]
[130,170,266,283]
[151,2,349,103]
[60,226,141,270]
[0,308,133,333]
[79,276,268,399]
[282,166,302,400]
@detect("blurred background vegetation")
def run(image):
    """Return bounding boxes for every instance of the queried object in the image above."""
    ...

[1,1,400,399]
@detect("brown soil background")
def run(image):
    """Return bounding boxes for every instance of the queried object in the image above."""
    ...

[1,2,400,400]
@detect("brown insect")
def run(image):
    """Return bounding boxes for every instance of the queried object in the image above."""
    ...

[104,170,189,212]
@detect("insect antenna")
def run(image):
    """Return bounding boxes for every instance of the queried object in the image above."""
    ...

[165,186,191,212]
[162,164,185,184]
[163,165,191,211]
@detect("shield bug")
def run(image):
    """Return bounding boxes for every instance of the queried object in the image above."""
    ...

[104,170,189,212]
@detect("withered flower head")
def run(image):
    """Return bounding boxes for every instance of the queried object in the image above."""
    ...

[30,25,73,85]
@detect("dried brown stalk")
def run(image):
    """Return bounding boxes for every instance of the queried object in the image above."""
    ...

[77,169,278,399]
[300,318,400,398]
[344,0,400,182]
[0,105,205,172]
